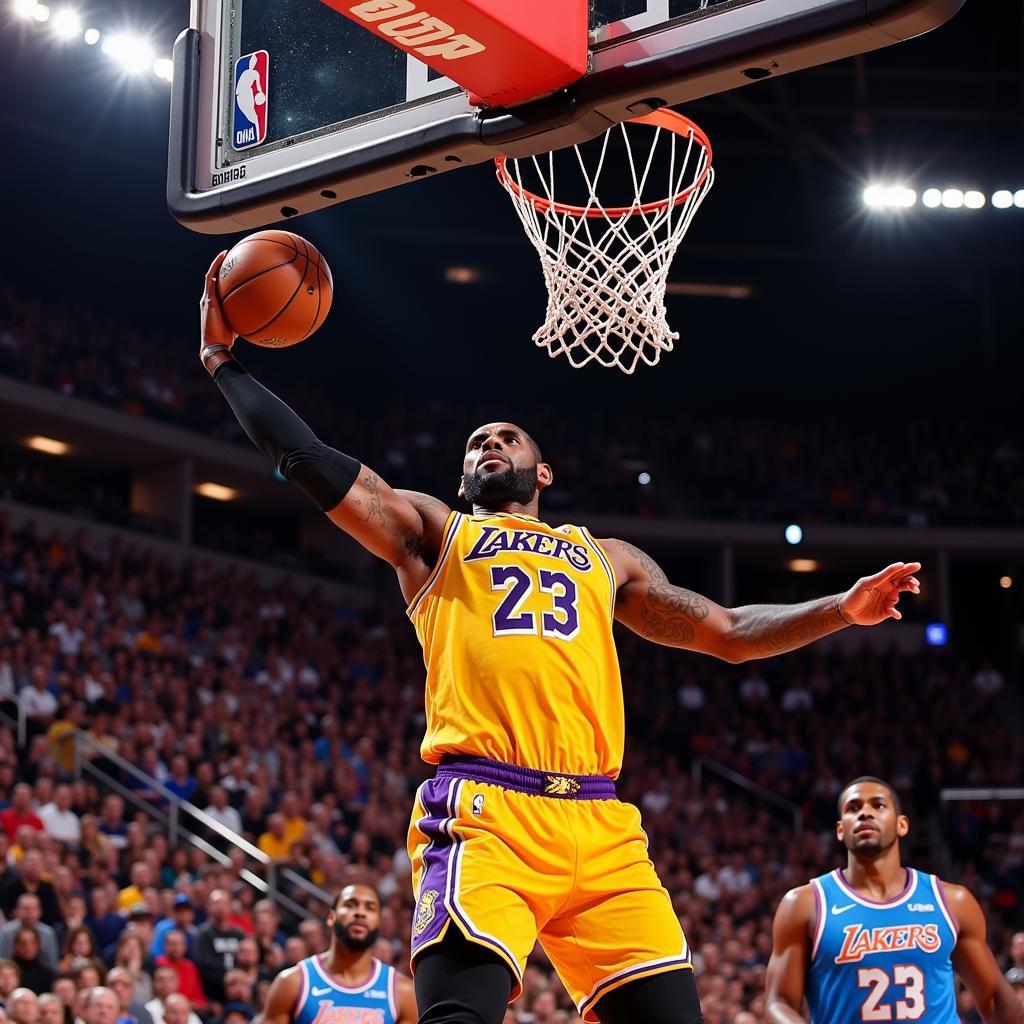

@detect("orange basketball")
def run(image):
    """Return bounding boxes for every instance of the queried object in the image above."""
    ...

[216,230,333,348]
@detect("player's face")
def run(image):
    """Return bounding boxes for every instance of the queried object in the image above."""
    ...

[459,422,550,505]
[328,886,380,952]
[836,783,908,856]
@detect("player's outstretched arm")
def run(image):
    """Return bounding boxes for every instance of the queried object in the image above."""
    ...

[945,883,1024,1024]
[603,538,920,662]
[765,885,815,1024]
[199,252,450,599]
[393,972,418,1024]
[256,965,302,1024]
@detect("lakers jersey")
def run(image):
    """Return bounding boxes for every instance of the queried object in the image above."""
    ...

[294,955,398,1024]
[408,511,622,776]
[807,868,958,1024]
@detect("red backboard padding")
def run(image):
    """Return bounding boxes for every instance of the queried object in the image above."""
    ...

[318,0,588,107]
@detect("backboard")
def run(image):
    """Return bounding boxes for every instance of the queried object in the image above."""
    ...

[168,0,965,234]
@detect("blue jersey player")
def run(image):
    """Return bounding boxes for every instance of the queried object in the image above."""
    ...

[766,777,1021,1024]
[261,884,416,1024]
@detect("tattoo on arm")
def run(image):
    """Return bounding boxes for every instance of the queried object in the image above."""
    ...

[361,471,384,524]
[731,597,845,657]
[613,540,711,644]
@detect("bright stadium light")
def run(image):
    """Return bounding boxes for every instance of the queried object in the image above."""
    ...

[862,184,916,210]
[963,190,985,210]
[941,188,964,209]
[637,472,651,485]
[152,57,173,81]
[922,188,942,208]
[1015,190,1024,209]
[925,623,948,647]
[102,32,154,73]
[32,2,50,20]
[992,190,1013,209]
[862,185,884,208]
[784,524,803,546]
[83,26,99,43]
[51,6,82,39]
[13,0,37,18]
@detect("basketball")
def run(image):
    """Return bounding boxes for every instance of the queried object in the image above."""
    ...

[216,230,333,348]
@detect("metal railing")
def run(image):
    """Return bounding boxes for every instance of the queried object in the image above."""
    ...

[692,755,804,838]
[5,723,334,920]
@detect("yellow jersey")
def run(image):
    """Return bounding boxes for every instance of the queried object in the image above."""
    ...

[408,511,623,777]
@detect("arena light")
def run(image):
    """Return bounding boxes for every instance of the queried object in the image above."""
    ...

[862,184,915,210]
[102,32,154,74]
[83,26,99,43]
[195,482,237,502]
[784,524,803,546]
[922,189,942,209]
[152,57,173,81]
[941,188,964,209]
[444,266,481,284]
[32,2,49,20]
[999,575,1013,590]
[789,558,818,573]
[50,6,81,38]
[26,435,69,455]
[925,623,948,647]
[992,190,1014,209]
[637,472,651,485]
[12,0,38,17]
[963,190,985,210]
[1015,190,1024,209]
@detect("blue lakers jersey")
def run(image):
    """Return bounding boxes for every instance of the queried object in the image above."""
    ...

[294,955,397,1024]
[807,868,958,1024]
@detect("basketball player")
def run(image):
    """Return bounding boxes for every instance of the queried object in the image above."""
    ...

[261,884,416,1024]
[765,777,1022,1024]
[199,252,921,1024]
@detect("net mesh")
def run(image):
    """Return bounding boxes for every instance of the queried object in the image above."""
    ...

[496,112,714,374]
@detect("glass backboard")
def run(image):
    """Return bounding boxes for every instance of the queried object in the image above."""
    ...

[167,0,965,233]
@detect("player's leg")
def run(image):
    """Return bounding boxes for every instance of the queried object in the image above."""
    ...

[414,926,513,1024]
[591,969,703,1024]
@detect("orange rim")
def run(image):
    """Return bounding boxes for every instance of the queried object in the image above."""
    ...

[495,109,713,219]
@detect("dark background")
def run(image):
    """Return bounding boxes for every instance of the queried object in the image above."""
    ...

[0,0,1020,417]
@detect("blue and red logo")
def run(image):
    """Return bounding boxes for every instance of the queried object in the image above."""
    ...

[232,49,269,151]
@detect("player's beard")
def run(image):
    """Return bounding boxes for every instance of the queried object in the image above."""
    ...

[462,464,538,506]
[334,918,379,951]
[850,828,897,858]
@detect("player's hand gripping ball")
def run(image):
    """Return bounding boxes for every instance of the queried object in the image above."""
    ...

[216,230,333,348]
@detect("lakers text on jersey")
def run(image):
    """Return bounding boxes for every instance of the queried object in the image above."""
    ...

[807,868,959,1024]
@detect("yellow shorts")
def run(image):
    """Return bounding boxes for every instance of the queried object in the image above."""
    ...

[408,757,691,1022]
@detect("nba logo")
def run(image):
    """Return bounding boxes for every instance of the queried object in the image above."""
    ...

[232,49,269,151]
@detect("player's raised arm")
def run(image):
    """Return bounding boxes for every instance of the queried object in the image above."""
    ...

[945,883,1024,1024]
[256,965,302,1024]
[765,885,815,1024]
[199,252,450,599]
[601,538,920,663]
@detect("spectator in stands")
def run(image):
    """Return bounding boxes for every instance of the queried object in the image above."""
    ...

[82,988,118,1024]
[163,758,196,806]
[97,798,128,851]
[85,890,124,952]
[0,896,58,968]
[159,996,193,1024]
[1006,931,1024,983]
[150,898,195,960]
[295,921,325,958]
[10,929,53,995]
[249,905,282,972]
[0,857,60,928]
[202,790,240,838]
[110,933,154,1002]
[0,961,21,1004]
[193,892,242,1006]
[34,994,62,1024]
[44,703,84,777]
[37,787,79,846]
[18,670,57,735]
[118,868,152,914]
[220,971,252,1012]
[255,817,288,862]
[6,989,38,1024]
[106,968,154,1024]
[145,970,200,1024]
[155,932,205,1011]
[57,928,97,974]
[0,789,43,847]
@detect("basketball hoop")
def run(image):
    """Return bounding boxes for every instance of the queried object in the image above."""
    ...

[496,110,714,374]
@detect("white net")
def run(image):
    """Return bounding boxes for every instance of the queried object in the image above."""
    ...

[497,111,714,374]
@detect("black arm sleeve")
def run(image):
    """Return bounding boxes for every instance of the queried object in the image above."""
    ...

[213,360,360,512]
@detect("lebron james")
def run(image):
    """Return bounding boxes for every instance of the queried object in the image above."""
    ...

[200,252,921,1024]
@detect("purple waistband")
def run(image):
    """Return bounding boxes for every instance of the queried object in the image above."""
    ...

[436,756,617,800]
